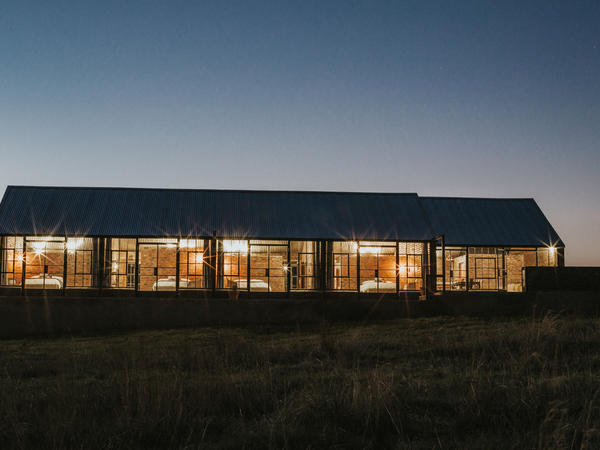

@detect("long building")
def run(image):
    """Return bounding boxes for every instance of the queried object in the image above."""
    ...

[0,186,563,296]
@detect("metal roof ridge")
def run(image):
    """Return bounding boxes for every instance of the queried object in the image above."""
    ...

[5,185,420,196]
[420,196,536,201]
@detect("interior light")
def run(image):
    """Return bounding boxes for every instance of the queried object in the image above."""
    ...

[223,240,248,253]
[548,246,556,255]
[283,264,289,272]
[66,238,83,253]
[16,254,23,263]
[112,263,118,272]
[31,241,45,256]
[196,253,204,264]
[359,246,381,255]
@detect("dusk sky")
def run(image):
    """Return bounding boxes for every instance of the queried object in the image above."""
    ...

[1,1,598,265]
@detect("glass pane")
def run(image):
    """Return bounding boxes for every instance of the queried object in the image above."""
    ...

[537,247,557,267]
[109,239,136,289]
[138,244,157,292]
[505,249,536,292]
[331,241,357,290]
[66,238,95,288]
[248,243,288,292]
[444,247,467,291]
[290,241,318,290]
[1,237,24,286]
[180,239,208,289]
[359,243,396,293]
[24,239,64,289]
[468,247,499,291]
[399,242,425,291]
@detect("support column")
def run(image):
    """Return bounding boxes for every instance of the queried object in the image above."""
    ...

[62,236,67,295]
[97,238,105,291]
[21,237,26,295]
[557,248,565,267]
[428,239,437,294]
[395,242,400,295]
[211,233,217,292]
[356,241,360,295]
[286,240,291,296]
[134,238,140,293]
[420,241,428,298]
[246,240,251,293]
[203,238,211,290]
[465,247,470,293]
[441,236,446,293]
[175,238,180,294]
[321,240,330,292]
[0,236,3,284]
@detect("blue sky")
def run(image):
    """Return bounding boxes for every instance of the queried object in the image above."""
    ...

[1,1,599,264]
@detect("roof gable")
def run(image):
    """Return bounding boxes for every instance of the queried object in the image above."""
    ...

[420,197,563,247]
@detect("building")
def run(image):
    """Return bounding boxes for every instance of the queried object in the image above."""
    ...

[0,186,563,296]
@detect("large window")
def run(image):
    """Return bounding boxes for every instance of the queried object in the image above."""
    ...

[179,239,210,289]
[290,241,319,290]
[138,238,177,292]
[468,247,501,291]
[109,238,136,289]
[435,247,444,291]
[1,236,24,287]
[24,237,65,290]
[505,248,537,292]
[359,241,397,293]
[436,246,555,293]
[249,240,288,292]
[219,239,249,290]
[330,241,358,291]
[444,247,467,291]
[66,238,95,288]
[398,242,424,291]
[537,247,558,267]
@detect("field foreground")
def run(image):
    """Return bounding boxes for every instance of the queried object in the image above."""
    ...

[1,315,599,449]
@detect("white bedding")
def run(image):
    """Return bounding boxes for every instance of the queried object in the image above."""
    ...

[152,277,190,291]
[232,278,271,291]
[25,275,63,289]
[360,279,396,293]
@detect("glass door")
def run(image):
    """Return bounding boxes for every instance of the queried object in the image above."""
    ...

[249,242,288,292]
[498,250,507,291]
[359,243,397,293]
[24,238,65,290]
[138,243,157,291]
[445,248,467,291]
[138,240,177,291]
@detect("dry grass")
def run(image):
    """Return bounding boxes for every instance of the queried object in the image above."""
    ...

[0,314,599,449]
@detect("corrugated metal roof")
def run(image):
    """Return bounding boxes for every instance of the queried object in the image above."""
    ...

[0,186,433,241]
[420,196,563,247]
[0,187,564,246]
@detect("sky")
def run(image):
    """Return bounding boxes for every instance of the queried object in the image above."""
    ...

[0,0,598,265]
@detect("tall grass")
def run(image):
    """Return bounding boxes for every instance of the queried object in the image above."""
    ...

[0,316,599,449]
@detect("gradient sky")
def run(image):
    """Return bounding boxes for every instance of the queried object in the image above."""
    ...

[1,1,598,265]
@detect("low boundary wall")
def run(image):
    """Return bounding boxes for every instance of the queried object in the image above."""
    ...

[0,291,599,338]
[525,266,600,292]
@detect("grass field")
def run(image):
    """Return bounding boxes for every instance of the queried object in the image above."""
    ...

[1,314,599,449]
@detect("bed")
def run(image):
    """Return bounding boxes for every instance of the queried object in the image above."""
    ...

[25,275,63,289]
[152,277,191,291]
[359,278,396,293]
[231,279,271,292]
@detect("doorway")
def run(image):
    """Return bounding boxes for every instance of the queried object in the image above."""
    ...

[138,241,177,291]
[249,242,288,292]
